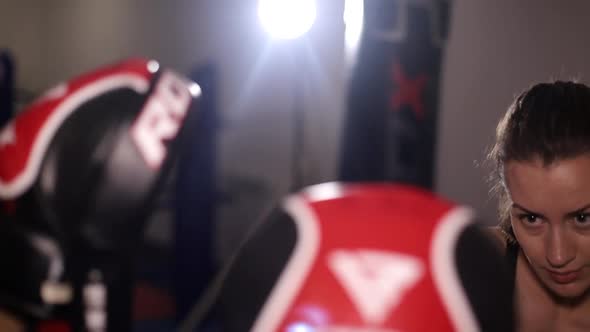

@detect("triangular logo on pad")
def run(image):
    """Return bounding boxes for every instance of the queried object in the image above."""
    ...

[328,249,424,324]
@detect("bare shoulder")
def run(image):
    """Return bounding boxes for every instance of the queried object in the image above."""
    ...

[481,226,507,252]
[0,311,24,332]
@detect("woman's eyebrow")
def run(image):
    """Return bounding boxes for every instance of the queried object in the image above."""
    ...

[564,204,590,219]
[511,203,546,219]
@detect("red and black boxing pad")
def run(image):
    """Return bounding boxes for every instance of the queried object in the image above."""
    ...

[0,58,200,329]
[196,183,513,332]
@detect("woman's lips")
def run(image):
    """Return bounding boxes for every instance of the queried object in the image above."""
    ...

[548,270,580,284]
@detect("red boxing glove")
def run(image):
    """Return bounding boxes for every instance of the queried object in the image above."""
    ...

[0,58,200,330]
[203,183,513,332]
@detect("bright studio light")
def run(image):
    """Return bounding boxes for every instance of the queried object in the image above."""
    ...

[258,0,317,40]
[344,0,364,49]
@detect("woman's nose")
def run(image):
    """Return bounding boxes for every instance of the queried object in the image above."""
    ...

[545,227,576,268]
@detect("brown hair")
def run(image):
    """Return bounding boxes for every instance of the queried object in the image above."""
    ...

[488,81,590,242]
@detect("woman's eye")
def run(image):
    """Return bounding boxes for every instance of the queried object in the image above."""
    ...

[518,214,539,224]
[575,213,590,223]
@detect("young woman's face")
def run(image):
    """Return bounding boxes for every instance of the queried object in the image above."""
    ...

[505,155,590,299]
